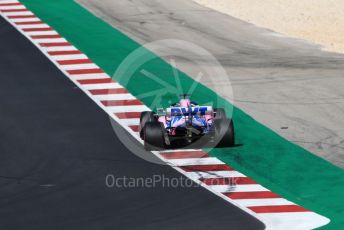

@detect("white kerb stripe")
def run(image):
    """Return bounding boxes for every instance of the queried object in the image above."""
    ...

[234,198,294,207]
[69,73,110,80]
[0,5,25,10]
[106,105,150,113]
[207,184,270,193]
[160,149,203,153]
[10,17,40,23]
[42,46,77,52]
[0,0,21,4]
[52,54,88,61]
[32,38,67,43]
[258,212,330,230]
[167,157,224,166]
[185,171,246,179]
[118,118,140,126]
[24,30,58,36]
[81,82,122,90]
[93,94,135,101]
[61,63,99,71]
[16,23,49,29]
[2,11,33,16]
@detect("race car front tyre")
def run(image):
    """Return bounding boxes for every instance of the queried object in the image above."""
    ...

[143,121,166,151]
[140,111,156,139]
[214,108,226,119]
[214,118,235,147]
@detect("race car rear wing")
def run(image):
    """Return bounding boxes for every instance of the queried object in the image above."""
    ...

[166,106,213,116]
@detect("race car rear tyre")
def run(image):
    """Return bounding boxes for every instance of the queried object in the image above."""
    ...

[143,121,166,151]
[214,118,235,147]
[214,108,226,119]
[140,111,156,139]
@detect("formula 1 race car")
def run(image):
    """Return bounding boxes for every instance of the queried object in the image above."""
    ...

[139,94,235,150]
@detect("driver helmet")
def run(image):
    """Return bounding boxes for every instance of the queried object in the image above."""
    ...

[180,98,191,107]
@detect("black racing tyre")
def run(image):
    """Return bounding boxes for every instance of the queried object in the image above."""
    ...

[214,108,226,119]
[143,122,166,151]
[213,118,235,147]
[139,111,156,139]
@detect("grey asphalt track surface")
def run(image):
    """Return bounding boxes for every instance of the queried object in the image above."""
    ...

[0,15,265,230]
[78,0,344,168]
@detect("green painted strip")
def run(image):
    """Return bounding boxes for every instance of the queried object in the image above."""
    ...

[20,0,344,228]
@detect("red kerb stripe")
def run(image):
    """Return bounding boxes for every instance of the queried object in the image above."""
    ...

[78,78,114,85]
[67,69,104,75]
[89,88,128,95]
[39,42,71,47]
[48,50,82,56]
[129,125,139,132]
[57,59,92,65]
[0,3,22,6]
[31,34,62,39]
[224,191,281,199]
[1,9,27,12]
[160,151,209,159]
[180,164,233,172]
[15,21,43,25]
[248,205,309,213]
[201,177,256,185]
[22,27,52,32]
[8,15,35,19]
[101,100,143,106]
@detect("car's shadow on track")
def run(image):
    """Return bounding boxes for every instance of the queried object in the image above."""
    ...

[161,138,244,150]
[214,143,243,149]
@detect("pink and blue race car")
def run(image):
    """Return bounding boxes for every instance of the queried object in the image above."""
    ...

[139,95,235,150]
